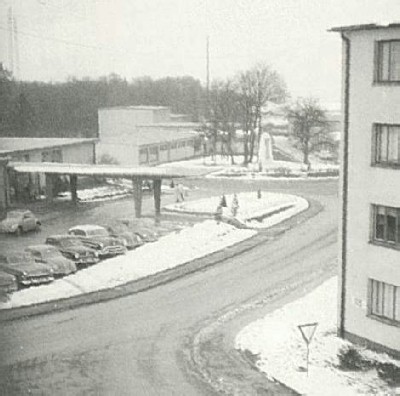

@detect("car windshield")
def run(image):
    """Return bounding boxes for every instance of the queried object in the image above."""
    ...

[8,253,34,264]
[87,228,108,237]
[61,239,81,247]
[109,224,127,233]
[41,248,62,258]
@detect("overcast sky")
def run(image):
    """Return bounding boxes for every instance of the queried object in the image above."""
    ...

[1,0,400,104]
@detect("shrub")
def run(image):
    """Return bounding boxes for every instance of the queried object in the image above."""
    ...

[376,362,400,386]
[337,345,373,371]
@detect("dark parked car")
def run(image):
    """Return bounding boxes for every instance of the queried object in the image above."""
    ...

[68,225,126,258]
[121,220,158,243]
[45,235,100,267]
[0,270,18,299]
[103,223,144,250]
[0,253,54,287]
[0,210,41,236]
[25,245,77,277]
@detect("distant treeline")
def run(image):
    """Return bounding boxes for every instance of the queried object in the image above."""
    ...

[0,66,206,139]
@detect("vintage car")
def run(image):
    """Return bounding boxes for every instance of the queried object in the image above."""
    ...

[120,220,159,243]
[45,235,100,267]
[25,245,77,277]
[0,253,54,287]
[0,270,18,297]
[68,225,126,258]
[0,210,41,236]
[103,223,144,250]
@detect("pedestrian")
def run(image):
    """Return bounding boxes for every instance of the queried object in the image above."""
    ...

[231,193,239,217]
[215,204,223,223]
[175,183,180,203]
[178,183,185,201]
[220,194,227,208]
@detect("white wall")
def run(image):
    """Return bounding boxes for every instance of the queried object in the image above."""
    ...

[343,28,400,352]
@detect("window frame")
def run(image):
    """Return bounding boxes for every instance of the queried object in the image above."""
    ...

[371,204,400,249]
[368,279,400,326]
[371,123,400,168]
[374,39,400,84]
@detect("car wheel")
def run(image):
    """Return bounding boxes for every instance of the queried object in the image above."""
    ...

[15,226,22,237]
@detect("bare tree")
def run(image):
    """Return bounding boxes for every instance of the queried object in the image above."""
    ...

[207,79,241,164]
[287,97,328,166]
[235,63,287,164]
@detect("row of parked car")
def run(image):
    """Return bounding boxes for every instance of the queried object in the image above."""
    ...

[0,210,158,297]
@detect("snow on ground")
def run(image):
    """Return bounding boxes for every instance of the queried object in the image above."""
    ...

[159,155,338,180]
[0,221,256,309]
[165,192,309,229]
[236,277,400,395]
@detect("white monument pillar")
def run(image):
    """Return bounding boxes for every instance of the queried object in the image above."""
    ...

[258,132,274,171]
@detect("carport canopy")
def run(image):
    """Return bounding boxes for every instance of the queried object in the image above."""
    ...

[7,161,202,217]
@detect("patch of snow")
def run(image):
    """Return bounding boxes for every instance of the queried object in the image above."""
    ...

[165,192,309,229]
[236,277,400,396]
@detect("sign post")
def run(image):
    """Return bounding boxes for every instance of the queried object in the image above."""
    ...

[297,322,318,376]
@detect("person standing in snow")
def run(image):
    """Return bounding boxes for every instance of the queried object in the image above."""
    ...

[231,193,239,217]
[175,183,181,203]
[178,183,185,201]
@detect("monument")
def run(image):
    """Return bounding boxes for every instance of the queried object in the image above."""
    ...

[258,132,274,171]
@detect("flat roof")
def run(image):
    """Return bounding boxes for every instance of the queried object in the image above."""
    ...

[134,130,198,146]
[8,161,200,178]
[99,106,170,111]
[330,22,400,33]
[0,138,98,155]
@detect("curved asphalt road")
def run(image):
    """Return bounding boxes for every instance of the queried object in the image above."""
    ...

[0,179,338,395]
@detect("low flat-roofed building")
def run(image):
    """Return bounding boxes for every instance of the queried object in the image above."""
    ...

[0,137,97,207]
[97,106,202,166]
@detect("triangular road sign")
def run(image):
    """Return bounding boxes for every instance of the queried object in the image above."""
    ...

[298,322,318,345]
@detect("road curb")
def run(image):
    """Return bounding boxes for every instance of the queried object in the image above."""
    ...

[0,197,322,322]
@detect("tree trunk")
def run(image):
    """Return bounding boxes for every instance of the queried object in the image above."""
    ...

[303,142,309,165]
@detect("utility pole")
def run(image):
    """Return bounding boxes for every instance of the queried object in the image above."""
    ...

[206,35,210,118]
[7,0,19,79]
[7,5,14,74]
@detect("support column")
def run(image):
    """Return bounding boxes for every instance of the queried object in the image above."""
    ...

[132,178,143,218]
[70,175,78,205]
[45,173,54,204]
[153,178,162,217]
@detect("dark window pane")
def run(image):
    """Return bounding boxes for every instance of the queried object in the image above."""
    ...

[375,206,386,240]
[387,208,397,242]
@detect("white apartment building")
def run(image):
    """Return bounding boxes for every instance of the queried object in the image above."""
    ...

[332,23,400,356]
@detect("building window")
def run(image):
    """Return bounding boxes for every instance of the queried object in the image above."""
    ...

[160,144,168,151]
[149,146,159,162]
[372,204,400,246]
[373,124,400,166]
[139,148,148,164]
[369,279,400,323]
[376,40,400,82]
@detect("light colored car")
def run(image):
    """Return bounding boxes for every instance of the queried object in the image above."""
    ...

[68,225,127,258]
[0,210,41,236]
[25,245,77,277]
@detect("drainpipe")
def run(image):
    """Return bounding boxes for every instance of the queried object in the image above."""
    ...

[339,32,350,338]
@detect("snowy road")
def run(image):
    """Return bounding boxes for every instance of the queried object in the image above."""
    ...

[0,178,338,395]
